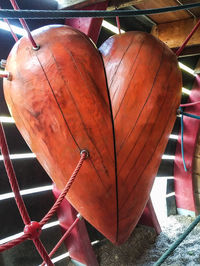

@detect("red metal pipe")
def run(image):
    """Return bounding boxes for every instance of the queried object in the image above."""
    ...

[3,17,18,42]
[116,16,121,34]
[0,6,18,42]
[41,217,80,266]
[180,101,200,108]
[9,0,39,49]
[176,19,200,57]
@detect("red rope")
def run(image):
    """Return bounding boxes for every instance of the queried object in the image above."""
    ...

[176,18,200,57]
[0,123,31,225]
[40,152,86,227]
[41,217,80,266]
[0,119,87,266]
[33,238,54,266]
[0,234,29,252]
[9,0,38,49]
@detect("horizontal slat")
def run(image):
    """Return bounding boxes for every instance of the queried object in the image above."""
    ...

[0,190,55,238]
[0,117,15,123]
[0,185,53,201]
[2,123,31,153]
[0,159,51,193]
[155,176,174,179]
[0,153,36,160]
[162,155,175,160]
[0,221,59,245]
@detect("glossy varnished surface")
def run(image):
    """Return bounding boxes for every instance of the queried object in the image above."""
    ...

[4,27,182,245]
[4,25,117,243]
[100,32,182,244]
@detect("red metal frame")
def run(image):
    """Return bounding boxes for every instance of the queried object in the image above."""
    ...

[53,186,98,266]
[65,1,109,43]
[174,76,200,215]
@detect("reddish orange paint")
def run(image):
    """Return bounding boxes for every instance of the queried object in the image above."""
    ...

[4,26,182,244]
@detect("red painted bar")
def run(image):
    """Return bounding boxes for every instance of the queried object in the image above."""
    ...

[139,198,161,234]
[53,186,98,266]
[174,76,200,215]
[65,1,109,43]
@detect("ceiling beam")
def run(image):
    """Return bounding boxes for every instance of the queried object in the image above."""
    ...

[57,0,144,10]
[151,18,200,49]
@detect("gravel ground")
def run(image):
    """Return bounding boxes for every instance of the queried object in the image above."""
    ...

[91,215,200,266]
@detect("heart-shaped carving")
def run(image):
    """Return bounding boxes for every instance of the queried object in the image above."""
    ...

[3,25,182,245]
[100,32,182,244]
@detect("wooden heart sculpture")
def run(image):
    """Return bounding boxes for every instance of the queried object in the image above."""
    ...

[3,25,182,245]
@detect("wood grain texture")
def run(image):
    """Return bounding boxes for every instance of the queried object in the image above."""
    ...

[3,26,182,245]
[151,18,200,49]
[100,32,182,244]
[134,0,191,23]
[3,25,117,243]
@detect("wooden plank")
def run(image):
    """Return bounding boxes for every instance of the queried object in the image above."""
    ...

[58,0,105,9]
[135,0,190,24]
[58,0,144,10]
[180,0,200,17]
[151,17,200,49]
[108,0,144,10]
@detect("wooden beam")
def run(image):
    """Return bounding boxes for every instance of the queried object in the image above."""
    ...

[151,17,200,49]
[58,0,144,10]
[108,0,144,10]
[58,0,105,10]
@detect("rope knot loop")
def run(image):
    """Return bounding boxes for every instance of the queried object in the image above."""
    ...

[24,221,41,240]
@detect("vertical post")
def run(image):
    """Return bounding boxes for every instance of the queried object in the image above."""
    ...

[174,76,200,217]
[53,186,98,266]
[65,1,109,43]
